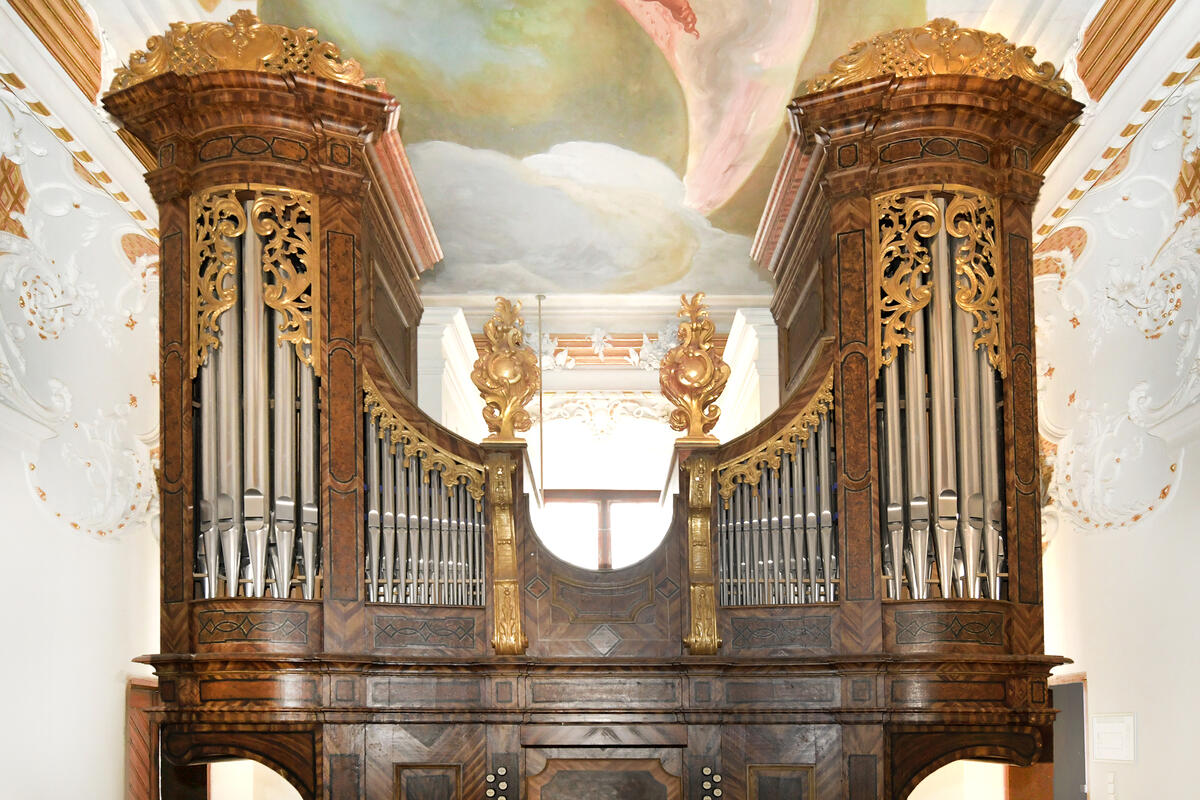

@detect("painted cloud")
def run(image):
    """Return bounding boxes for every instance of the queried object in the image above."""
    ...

[412,140,773,296]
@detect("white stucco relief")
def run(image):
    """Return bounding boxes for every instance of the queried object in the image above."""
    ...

[0,84,158,538]
[1035,72,1200,539]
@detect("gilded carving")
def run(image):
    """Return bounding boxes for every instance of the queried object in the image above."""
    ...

[683,451,721,654]
[659,293,730,441]
[875,192,940,370]
[717,366,835,502]
[485,451,527,654]
[107,10,381,93]
[363,370,486,503]
[250,189,320,374]
[471,297,540,441]
[947,191,1007,376]
[799,18,1071,97]
[189,188,245,377]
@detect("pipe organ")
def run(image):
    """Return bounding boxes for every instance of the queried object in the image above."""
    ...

[874,190,1008,602]
[105,13,1080,800]
[192,188,322,602]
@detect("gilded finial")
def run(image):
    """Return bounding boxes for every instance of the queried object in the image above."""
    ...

[107,10,383,94]
[798,18,1070,97]
[471,297,540,441]
[659,292,730,442]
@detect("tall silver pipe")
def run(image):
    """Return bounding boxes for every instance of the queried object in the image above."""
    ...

[214,236,243,597]
[199,360,220,598]
[803,439,819,603]
[779,452,795,603]
[979,349,1004,599]
[904,311,932,599]
[716,495,728,605]
[750,482,763,604]
[431,472,445,603]
[788,449,804,602]
[954,301,985,599]
[382,444,397,603]
[419,461,431,603]
[929,202,960,598]
[365,417,381,603]
[451,484,463,605]
[241,211,270,598]
[761,471,775,603]
[395,455,410,604]
[817,415,835,602]
[271,315,296,599]
[883,364,906,600]
[733,484,746,604]
[298,364,318,599]
[407,454,422,603]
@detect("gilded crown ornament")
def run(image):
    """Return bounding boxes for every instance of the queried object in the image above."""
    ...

[471,297,540,441]
[799,17,1070,97]
[107,10,382,93]
[659,292,730,442]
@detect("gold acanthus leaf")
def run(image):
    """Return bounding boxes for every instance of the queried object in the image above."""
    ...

[251,189,320,375]
[716,366,835,502]
[190,188,246,377]
[876,192,941,371]
[470,297,540,441]
[107,10,383,93]
[659,292,731,441]
[363,370,486,504]
[946,192,1007,377]
[799,18,1070,97]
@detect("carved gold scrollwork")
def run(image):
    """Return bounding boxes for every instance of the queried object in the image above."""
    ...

[876,192,940,370]
[363,370,486,504]
[471,297,540,441]
[250,189,320,375]
[190,188,246,377]
[485,451,527,655]
[683,451,721,655]
[660,293,731,441]
[716,366,835,502]
[799,18,1070,97]
[946,192,1006,377]
[107,10,382,93]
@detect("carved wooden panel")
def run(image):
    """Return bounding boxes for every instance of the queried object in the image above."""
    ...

[747,765,814,799]
[526,759,680,800]
[394,765,460,800]
[369,606,486,657]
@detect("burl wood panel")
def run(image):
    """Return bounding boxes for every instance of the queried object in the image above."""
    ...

[527,758,681,800]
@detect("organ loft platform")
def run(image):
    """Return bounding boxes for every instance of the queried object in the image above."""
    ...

[100,12,1081,799]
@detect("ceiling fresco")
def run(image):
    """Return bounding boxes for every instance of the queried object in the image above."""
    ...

[259,0,925,297]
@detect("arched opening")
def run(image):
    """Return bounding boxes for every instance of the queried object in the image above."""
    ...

[210,759,304,800]
[908,759,1007,799]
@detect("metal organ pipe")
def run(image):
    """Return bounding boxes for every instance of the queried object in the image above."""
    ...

[298,365,319,600]
[241,205,271,599]
[980,351,1004,600]
[954,274,986,600]
[214,234,244,598]
[882,365,906,600]
[928,199,960,600]
[271,308,297,599]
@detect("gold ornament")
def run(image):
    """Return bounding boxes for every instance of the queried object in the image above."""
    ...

[682,451,721,655]
[471,297,540,441]
[799,18,1070,97]
[107,10,382,93]
[659,293,731,441]
[363,370,486,504]
[717,366,835,503]
[189,188,245,377]
[875,192,940,371]
[947,191,1006,377]
[485,451,527,655]
[251,188,320,375]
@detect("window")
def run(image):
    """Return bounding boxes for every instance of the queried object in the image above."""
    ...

[533,490,668,569]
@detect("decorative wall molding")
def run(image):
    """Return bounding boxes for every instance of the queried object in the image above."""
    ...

[0,81,157,538]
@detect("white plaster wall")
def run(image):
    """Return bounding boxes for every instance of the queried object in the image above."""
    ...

[0,450,158,799]
[211,760,303,800]
[711,307,779,443]
[1043,460,1200,800]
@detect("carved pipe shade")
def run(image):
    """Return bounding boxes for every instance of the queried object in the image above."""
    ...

[107,10,382,93]
[798,17,1071,97]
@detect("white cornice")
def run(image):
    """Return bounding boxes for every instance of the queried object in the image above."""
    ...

[0,4,156,234]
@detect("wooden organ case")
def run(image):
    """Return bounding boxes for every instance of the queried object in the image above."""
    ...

[104,14,1081,800]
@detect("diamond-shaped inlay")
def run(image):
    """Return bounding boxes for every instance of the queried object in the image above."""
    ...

[526,575,549,599]
[656,576,679,599]
[586,624,621,655]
